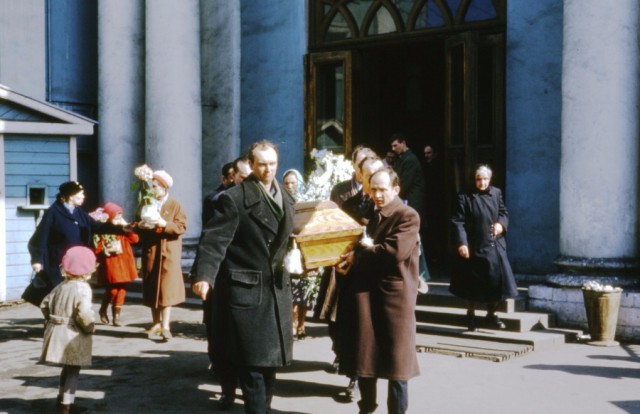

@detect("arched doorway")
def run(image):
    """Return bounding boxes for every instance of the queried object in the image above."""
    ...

[305,0,506,267]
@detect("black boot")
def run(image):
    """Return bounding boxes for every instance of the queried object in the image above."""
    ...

[486,313,506,330]
[99,300,109,325]
[466,310,477,332]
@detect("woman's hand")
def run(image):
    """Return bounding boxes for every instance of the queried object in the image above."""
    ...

[32,263,43,273]
[458,245,470,259]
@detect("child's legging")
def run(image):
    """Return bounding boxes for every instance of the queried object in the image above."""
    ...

[59,365,80,404]
[102,283,128,306]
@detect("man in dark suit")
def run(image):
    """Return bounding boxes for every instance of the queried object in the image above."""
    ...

[192,140,295,414]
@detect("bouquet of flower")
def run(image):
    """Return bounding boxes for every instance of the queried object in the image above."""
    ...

[88,208,120,255]
[132,164,161,227]
[297,149,354,202]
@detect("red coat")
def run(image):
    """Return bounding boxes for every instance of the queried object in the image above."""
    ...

[95,232,140,286]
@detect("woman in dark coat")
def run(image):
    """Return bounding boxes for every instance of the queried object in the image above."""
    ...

[450,164,518,331]
[29,181,124,288]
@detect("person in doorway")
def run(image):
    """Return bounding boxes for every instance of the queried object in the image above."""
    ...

[421,143,446,267]
[40,246,97,414]
[336,167,421,414]
[192,140,295,414]
[450,164,518,331]
[95,202,140,327]
[390,133,427,234]
[136,170,187,341]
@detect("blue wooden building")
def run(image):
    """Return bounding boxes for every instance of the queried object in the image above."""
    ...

[0,84,95,301]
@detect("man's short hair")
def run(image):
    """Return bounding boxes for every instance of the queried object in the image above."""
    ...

[233,155,250,171]
[370,166,400,188]
[221,162,235,179]
[390,132,408,146]
[248,140,279,163]
[354,148,378,170]
[358,154,381,172]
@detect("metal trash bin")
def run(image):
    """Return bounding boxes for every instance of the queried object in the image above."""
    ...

[582,289,622,346]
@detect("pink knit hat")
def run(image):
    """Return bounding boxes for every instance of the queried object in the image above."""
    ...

[102,202,123,220]
[153,170,173,189]
[61,246,96,277]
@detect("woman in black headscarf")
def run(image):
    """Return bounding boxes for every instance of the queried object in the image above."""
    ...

[449,165,518,331]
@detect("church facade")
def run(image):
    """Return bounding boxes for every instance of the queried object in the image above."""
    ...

[0,1,637,339]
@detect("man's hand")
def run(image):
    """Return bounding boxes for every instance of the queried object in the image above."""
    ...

[32,263,42,273]
[335,251,355,276]
[458,245,470,259]
[192,281,211,300]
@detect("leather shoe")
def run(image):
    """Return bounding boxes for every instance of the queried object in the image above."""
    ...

[486,314,506,330]
[219,394,235,410]
[466,311,477,332]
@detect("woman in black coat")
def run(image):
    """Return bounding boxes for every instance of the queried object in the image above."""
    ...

[449,165,518,331]
[29,181,125,287]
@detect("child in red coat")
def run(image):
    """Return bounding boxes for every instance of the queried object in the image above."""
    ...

[95,202,140,326]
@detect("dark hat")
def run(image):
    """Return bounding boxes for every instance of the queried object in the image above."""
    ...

[58,181,84,199]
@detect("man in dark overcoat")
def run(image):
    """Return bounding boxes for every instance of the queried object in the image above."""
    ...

[338,167,420,414]
[192,140,295,414]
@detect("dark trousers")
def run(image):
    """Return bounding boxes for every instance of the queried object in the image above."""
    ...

[204,294,237,397]
[358,377,408,414]
[238,366,276,414]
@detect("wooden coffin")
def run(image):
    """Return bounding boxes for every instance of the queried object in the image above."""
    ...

[293,200,364,270]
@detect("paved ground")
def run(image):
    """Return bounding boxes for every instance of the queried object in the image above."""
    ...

[1,301,639,414]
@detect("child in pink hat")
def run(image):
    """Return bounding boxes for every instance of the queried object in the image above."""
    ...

[40,246,97,413]
[95,202,140,327]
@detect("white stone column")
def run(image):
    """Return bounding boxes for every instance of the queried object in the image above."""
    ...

[98,0,145,218]
[200,0,241,197]
[558,0,639,275]
[146,0,202,238]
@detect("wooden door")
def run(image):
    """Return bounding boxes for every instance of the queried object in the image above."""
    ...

[304,51,353,157]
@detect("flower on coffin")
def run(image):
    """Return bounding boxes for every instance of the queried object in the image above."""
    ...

[297,149,354,202]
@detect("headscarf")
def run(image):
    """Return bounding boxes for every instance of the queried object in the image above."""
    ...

[283,169,305,196]
[153,170,173,189]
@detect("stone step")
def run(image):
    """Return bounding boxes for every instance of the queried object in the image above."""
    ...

[415,304,554,333]
[416,322,580,351]
[418,281,527,313]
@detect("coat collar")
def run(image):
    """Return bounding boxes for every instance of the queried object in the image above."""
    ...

[52,200,80,221]
[378,196,403,218]
[243,175,293,236]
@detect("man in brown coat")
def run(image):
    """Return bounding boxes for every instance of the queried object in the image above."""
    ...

[338,167,420,414]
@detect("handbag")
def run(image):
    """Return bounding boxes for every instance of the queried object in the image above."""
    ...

[21,271,53,306]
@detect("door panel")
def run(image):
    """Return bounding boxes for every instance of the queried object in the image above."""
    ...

[305,51,353,156]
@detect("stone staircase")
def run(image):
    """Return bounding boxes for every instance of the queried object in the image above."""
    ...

[414,279,581,361]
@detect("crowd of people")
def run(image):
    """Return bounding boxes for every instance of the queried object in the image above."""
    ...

[28,135,517,414]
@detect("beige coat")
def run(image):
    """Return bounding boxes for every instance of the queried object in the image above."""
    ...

[40,279,95,366]
[137,196,187,308]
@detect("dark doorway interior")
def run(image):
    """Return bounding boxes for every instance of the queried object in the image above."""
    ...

[354,40,446,159]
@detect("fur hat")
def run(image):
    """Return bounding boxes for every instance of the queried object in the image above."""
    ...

[57,181,83,200]
[153,170,173,189]
[102,202,123,220]
[61,246,96,277]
